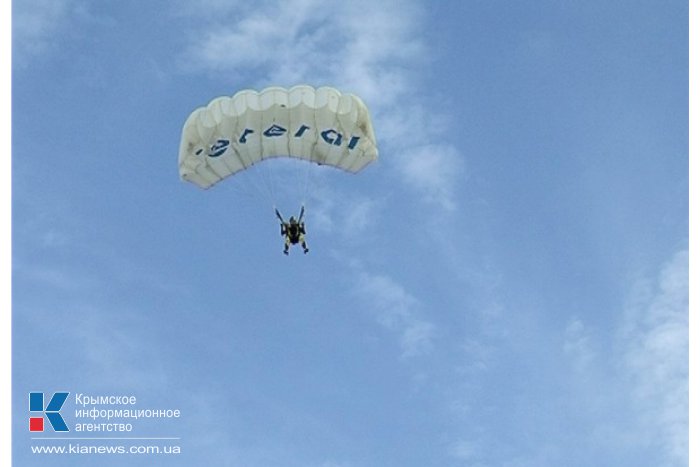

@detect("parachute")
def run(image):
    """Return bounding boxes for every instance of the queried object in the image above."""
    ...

[178,85,378,190]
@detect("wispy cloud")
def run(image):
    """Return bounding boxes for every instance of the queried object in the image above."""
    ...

[354,268,435,358]
[620,249,688,466]
[440,248,689,466]
[397,143,464,211]
[181,0,422,100]
[13,0,77,60]
[558,249,688,466]
[310,184,382,241]
[563,317,597,373]
[447,438,479,463]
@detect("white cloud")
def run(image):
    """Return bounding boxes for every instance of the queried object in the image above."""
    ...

[441,249,689,466]
[620,249,688,466]
[312,187,378,233]
[448,438,478,462]
[303,180,383,241]
[563,317,597,373]
[13,0,79,60]
[19,300,169,391]
[397,143,464,211]
[13,263,99,292]
[341,198,376,234]
[558,250,688,465]
[354,269,435,358]
[182,0,423,99]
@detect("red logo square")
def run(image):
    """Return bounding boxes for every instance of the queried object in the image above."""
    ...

[29,417,44,432]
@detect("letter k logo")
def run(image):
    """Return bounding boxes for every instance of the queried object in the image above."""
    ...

[29,392,69,432]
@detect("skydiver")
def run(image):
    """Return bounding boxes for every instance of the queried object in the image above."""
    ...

[276,207,309,255]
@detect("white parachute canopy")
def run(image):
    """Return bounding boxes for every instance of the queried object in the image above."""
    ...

[178,85,378,189]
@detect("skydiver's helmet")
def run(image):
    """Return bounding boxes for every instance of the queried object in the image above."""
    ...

[289,216,297,225]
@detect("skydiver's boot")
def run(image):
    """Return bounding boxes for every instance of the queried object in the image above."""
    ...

[283,247,289,255]
[302,242,309,254]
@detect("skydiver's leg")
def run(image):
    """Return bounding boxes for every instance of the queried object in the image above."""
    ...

[284,236,290,255]
[299,234,309,254]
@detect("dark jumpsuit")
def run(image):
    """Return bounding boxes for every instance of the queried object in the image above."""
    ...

[282,222,308,253]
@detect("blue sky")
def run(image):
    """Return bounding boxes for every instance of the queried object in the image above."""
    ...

[11,1,688,466]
